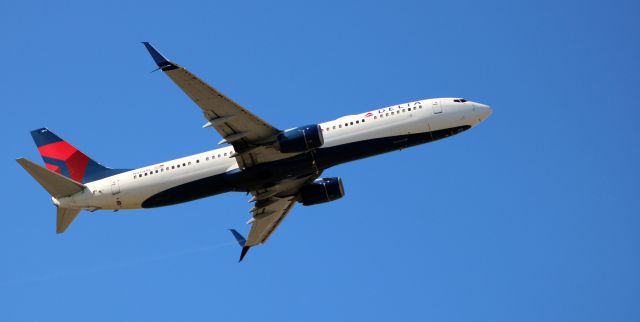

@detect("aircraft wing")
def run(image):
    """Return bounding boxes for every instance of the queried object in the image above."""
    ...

[246,196,297,246]
[234,175,319,261]
[142,42,285,168]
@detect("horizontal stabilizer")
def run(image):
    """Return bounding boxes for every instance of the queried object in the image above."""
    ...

[57,207,81,234]
[16,158,85,198]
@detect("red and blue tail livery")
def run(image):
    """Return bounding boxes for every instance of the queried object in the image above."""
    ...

[30,128,128,184]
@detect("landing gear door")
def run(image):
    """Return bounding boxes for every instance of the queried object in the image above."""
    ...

[432,100,442,114]
[111,180,120,195]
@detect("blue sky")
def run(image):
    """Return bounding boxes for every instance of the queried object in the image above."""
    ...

[2,0,639,321]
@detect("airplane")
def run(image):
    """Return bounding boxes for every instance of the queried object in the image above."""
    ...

[16,42,492,261]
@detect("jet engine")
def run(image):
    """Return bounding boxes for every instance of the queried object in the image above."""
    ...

[298,177,345,206]
[276,124,324,153]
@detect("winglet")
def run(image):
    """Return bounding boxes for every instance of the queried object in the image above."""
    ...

[229,229,251,262]
[239,246,251,262]
[229,229,246,246]
[141,42,176,70]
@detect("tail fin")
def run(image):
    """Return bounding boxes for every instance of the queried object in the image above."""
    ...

[17,157,85,234]
[30,128,128,183]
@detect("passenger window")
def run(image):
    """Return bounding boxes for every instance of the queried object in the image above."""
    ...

[155,170,158,173]
[177,165,180,168]
[374,116,377,119]
[362,119,365,122]
[161,169,164,172]
[339,124,342,128]
[333,126,336,129]
[172,166,175,169]
[224,153,227,156]
[356,120,359,124]
[206,157,209,161]
[345,123,348,127]
[402,109,405,112]
[144,173,147,176]
[182,163,186,166]
[218,154,221,158]
[350,122,353,125]
[386,113,389,116]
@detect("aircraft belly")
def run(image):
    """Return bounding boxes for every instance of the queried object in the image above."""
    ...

[316,126,470,168]
[138,125,470,209]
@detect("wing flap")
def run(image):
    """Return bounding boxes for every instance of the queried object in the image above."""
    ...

[162,67,279,141]
[245,196,296,246]
[230,175,320,261]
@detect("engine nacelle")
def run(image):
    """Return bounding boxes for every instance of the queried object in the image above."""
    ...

[276,124,324,153]
[298,177,345,206]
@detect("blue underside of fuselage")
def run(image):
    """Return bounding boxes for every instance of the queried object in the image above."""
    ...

[140,125,470,208]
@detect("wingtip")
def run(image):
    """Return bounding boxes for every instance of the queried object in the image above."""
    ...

[15,157,30,166]
[228,229,250,262]
[239,246,251,262]
[141,42,175,69]
[229,228,247,247]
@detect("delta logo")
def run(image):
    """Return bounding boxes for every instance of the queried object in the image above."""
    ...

[364,112,373,117]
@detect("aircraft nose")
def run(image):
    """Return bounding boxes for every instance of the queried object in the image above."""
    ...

[474,103,492,121]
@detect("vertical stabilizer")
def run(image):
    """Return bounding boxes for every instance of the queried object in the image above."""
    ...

[30,128,129,183]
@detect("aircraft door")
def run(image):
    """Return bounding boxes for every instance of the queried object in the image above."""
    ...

[432,100,442,114]
[111,180,120,195]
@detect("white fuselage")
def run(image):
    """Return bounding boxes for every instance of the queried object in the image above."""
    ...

[55,98,491,211]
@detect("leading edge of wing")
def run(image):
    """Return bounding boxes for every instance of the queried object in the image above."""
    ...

[140,42,284,169]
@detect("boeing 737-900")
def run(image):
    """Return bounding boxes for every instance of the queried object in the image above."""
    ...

[17,43,492,261]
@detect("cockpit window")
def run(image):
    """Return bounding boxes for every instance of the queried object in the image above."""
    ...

[453,98,468,103]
